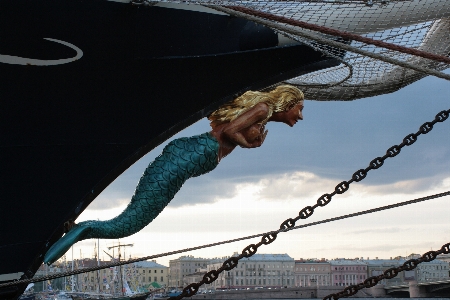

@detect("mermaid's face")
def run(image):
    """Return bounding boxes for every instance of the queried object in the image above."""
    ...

[284,102,304,127]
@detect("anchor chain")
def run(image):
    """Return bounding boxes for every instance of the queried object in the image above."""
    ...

[168,109,450,300]
[324,243,450,300]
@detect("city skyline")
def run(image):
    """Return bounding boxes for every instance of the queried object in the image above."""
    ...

[66,72,450,268]
[51,253,450,292]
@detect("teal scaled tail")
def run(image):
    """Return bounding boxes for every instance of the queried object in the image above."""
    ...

[44,132,219,265]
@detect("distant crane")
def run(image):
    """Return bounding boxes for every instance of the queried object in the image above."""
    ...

[108,243,134,261]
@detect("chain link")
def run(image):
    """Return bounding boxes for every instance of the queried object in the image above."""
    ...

[169,110,450,300]
[325,243,450,300]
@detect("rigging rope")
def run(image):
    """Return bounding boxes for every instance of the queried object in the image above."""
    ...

[2,108,448,294]
[207,6,450,82]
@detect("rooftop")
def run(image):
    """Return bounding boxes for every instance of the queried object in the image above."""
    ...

[361,259,448,266]
[238,254,294,262]
[329,259,368,266]
[296,259,328,264]
[172,255,211,261]
[134,260,167,268]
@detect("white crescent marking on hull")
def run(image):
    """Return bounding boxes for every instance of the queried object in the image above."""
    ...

[0,38,83,66]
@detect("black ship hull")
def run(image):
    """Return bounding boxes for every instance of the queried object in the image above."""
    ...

[0,0,341,299]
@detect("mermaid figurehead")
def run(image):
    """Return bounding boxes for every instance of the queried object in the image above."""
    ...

[209,84,304,128]
[43,85,304,265]
[209,85,304,160]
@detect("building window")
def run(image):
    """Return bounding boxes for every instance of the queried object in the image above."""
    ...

[161,270,163,273]
[154,277,157,282]
[154,270,157,273]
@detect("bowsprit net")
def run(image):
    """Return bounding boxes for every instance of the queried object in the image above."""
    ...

[142,0,450,100]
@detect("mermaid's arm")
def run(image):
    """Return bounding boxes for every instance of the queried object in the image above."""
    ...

[222,102,269,148]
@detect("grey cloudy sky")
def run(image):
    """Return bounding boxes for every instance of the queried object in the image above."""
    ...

[76,72,450,266]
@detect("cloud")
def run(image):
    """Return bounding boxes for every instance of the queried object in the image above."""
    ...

[249,170,450,202]
[324,242,437,253]
[168,176,239,207]
[361,174,450,196]
[85,77,450,212]
[255,171,339,201]
[87,196,130,210]
[87,164,450,213]
[349,227,407,235]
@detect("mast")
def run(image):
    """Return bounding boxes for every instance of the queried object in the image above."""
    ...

[42,264,45,292]
[94,240,101,293]
[63,254,66,292]
[71,246,74,292]
[97,221,101,293]
[108,242,133,296]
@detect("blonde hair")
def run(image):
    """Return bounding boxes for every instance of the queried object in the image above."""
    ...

[208,85,304,127]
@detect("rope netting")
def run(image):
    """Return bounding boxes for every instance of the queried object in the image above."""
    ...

[280,15,450,100]
[156,0,450,100]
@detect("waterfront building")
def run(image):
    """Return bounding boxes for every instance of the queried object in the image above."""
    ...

[363,257,404,286]
[363,256,449,286]
[294,258,331,287]
[33,263,66,292]
[416,259,449,282]
[206,253,295,289]
[329,259,367,287]
[183,271,207,287]
[437,253,450,265]
[134,260,169,288]
[57,258,168,293]
[168,255,215,288]
[69,258,112,293]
